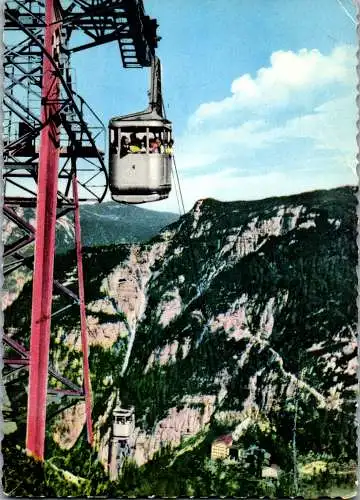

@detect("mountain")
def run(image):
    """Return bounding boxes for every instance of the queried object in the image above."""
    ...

[78,202,179,248]
[4,202,179,254]
[2,186,357,497]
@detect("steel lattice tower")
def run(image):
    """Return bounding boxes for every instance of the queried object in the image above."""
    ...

[3,0,158,460]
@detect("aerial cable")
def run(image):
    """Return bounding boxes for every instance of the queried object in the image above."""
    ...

[335,0,356,24]
[172,159,183,217]
[172,155,186,216]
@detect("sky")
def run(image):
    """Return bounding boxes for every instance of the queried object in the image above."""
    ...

[72,0,358,213]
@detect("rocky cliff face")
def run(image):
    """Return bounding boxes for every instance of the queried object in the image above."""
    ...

[3,186,357,476]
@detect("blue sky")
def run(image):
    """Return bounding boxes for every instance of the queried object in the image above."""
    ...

[73,0,357,212]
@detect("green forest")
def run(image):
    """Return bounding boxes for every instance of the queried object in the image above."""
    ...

[2,186,357,497]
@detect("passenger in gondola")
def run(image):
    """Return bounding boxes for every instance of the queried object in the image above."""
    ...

[149,138,159,153]
[140,136,147,153]
[129,132,142,153]
[120,136,130,157]
[157,138,164,153]
[165,139,174,156]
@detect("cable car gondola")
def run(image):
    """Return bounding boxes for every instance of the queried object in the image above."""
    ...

[109,56,172,204]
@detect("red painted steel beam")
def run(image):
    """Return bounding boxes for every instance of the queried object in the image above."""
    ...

[3,335,29,357]
[72,175,93,445]
[4,235,35,257]
[3,205,36,233]
[26,0,61,461]
[4,359,30,365]
[47,388,83,397]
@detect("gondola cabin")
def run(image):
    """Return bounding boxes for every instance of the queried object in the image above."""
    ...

[109,56,173,204]
[109,111,172,204]
[112,405,135,439]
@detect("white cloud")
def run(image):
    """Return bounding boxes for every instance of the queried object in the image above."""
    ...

[275,95,357,153]
[190,45,355,126]
[175,93,356,173]
[150,45,357,212]
[154,164,356,213]
[171,44,356,189]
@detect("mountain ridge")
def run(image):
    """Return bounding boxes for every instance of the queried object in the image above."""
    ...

[3,201,179,254]
[2,185,357,497]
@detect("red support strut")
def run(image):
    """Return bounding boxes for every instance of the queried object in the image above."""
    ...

[26,0,60,460]
[72,175,94,445]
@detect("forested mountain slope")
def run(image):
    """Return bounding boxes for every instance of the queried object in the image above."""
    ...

[3,186,357,497]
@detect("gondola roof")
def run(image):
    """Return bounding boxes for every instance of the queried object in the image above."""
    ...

[109,107,171,128]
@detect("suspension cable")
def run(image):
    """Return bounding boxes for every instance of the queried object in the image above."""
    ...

[172,154,186,216]
[172,161,183,217]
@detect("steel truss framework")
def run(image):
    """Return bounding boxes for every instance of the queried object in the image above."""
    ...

[3,0,158,460]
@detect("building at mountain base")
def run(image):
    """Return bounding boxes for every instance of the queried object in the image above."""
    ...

[210,434,233,460]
